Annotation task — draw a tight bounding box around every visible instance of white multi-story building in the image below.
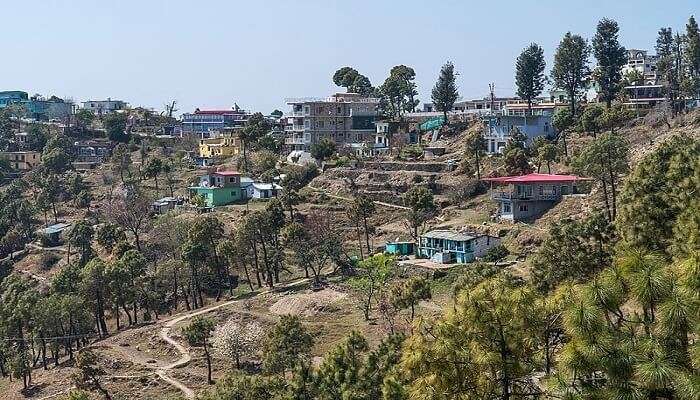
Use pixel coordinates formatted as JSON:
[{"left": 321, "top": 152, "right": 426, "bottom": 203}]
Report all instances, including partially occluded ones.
[
  {"left": 284, "top": 92, "right": 380, "bottom": 150},
  {"left": 81, "top": 98, "right": 127, "bottom": 115}
]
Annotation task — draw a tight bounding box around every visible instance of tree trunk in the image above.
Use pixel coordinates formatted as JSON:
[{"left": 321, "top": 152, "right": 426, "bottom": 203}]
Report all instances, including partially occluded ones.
[
  {"left": 204, "top": 343, "right": 213, "bottom": 385},
  {"left": 362, "top": 216, "right": 371, "bottom": 256}
]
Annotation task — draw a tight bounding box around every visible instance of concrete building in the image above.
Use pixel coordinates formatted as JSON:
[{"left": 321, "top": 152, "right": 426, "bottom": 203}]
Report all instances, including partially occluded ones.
[
  {"left": 418, "top": 230, "right": 501, "bottom": 264},
  {"left": 484, "top": 173, "right": 582, "bottom": 221},
  {"left": 284, "top": 93, "right": 379, "bottom": 150},
  {"left": 188, "top": 171, "right": 244, "bottom": 207},
  {"left": 0, "top": 151, "right": 41, "bottom": 171},
  {"left": 198, "top": 131, "right": 242, "bottom": 159},
  {"left": 0, "top": 92, "right": 74, "bottom": 120},
  {"left": 73, "top": 139, "right": 113, "bottom": 164},
  {"left": 81, "top": 98, "right": 127, "bottom": 115},
  {"left": 482, "top": 102, "right": 557, "bottom": 154},
  {"left": 240, "top": 178, "right": 282, "bottom": 199},
  {"left": 181, "top": 107, "right": 250, "bottom": 137},
  {"left": 623, "top": 49, "right": 659, "bottom": 85},
  {"left": 0, "top": 91, "right": 29, "bottom": 108}
]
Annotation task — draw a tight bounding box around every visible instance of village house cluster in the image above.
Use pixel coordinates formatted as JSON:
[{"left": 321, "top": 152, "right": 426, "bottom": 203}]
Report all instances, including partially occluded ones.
[{"left": 0, "top": 41, "right": 692, "bottom": 267}]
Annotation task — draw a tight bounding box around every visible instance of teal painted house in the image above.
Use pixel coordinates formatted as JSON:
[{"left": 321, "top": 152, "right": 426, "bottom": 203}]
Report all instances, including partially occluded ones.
[
  {"left": 189, "top": 171, "right": 244, "bottom": 207},
  {"left": 385, "top": 241, "right": 415, "bottom": 255},
  {"left": 418, "top": 230, "right": 502, "bottom": 264}
]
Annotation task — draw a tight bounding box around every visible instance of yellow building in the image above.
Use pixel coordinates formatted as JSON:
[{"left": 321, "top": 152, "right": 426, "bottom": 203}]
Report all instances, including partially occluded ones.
[
  {"left": 0, "top": 151, "right": 41, "bottom": 171},
  {"left": 198, "top": 132, "right": 242, "bottom": 158}
]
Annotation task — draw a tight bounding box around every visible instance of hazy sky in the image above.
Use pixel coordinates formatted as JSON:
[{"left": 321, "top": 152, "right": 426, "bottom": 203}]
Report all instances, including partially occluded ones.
[{"left": 1, "top": 0, "right": 696, "bottom": 115}]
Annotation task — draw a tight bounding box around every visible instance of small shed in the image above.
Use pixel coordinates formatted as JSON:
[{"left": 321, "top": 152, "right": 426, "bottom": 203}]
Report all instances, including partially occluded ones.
[
  {"left": 151, "top": 197, "right": 182, "bottom": 214},
  {"left": 385, "top": 241, "right": 415, "bottom": 256},
  {"left": 37, "top": 223, "right": 71, "bottom": 247}
]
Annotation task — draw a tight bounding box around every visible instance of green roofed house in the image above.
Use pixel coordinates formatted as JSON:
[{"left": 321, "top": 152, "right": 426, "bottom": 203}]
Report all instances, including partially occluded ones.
[{"left": 188, "top": 171, "right": 244, "bottom": 207}]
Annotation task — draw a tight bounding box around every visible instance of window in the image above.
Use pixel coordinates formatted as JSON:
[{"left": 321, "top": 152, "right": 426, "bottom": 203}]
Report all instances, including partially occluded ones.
[
  {"left": 502, "top": 202, "right": 511, "bottom": 213},
  {"left": 519, "top": 204, "right": 528, "bottom": 212}
]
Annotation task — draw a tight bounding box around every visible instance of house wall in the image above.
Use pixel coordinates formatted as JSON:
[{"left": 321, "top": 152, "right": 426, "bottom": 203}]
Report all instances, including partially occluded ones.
[
  {"left": 483, "top": 114, "right": 556, "bottom": 154},
  {"left": 472, "top": 235, "right": 502, "bottom": 258},
  {"left": 192, "top": 187, "right": 242, "bottom": 206},
  {"left": 511, "top": 200, "right": 557, "bottom": 220}
]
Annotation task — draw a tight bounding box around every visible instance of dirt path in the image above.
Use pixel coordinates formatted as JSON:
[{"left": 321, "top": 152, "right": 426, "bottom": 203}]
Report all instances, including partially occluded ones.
[
  {"left": 308, "top": 186, "right": 410, "bottom": 210},
  {"left": 105, "top": 278, "right": 309, "bottom": 399}
]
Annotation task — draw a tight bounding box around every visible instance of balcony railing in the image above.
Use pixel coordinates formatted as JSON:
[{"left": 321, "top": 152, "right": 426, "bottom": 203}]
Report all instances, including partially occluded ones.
[
  {"left": 285, "top": 137, "right": 308, "bottom": 145},
  {"left": 491, "top": 191, "right": 560, "bottom": 201}
]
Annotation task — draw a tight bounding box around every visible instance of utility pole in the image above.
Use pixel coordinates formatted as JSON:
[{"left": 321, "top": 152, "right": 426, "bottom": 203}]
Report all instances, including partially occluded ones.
[{"left": 489, "top": 83, "right": 496, "bottom": 115}]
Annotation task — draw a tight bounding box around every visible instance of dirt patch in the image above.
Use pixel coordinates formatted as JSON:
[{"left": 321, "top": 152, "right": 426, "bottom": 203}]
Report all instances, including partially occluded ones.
[{"left": 269, "top": 288, "right": 348, "bottom": 317}]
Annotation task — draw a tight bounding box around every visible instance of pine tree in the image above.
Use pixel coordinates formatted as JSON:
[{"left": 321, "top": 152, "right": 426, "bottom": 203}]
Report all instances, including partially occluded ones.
[
  {"left": 431, "top": 61, "right": 459, "bottom": 125},
  {"left": 552, "top": 32, "right": 590, "bottom": 115},
  {"left": 515, "top": 43, "right": 546, "bottom": 112},
  {"left": 592, "top": 18, "right": 627, "bottom": 107}
]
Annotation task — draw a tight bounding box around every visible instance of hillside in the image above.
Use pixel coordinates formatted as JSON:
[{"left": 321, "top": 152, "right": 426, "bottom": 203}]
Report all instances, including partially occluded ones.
[{"left": 0, "top": 110, "right": 698, "bottom": 400}]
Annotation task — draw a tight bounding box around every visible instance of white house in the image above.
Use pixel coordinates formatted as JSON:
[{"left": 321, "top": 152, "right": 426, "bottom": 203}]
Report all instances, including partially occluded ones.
[{"left": 240, "top": 177, "right": 282, "bottom": 199}]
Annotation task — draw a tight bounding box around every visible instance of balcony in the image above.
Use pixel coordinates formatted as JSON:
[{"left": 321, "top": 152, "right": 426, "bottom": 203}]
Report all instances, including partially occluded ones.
[
  {"left": 285, "top": 137, "right": 308, "bottom": 145},
  {"left": 491, "top": 191, "right": 560, "bottom": 201}
]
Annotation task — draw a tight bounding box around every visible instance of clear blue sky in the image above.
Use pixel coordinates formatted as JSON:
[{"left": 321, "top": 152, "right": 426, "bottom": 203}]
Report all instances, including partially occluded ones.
[{"left": 0, "top": 0, "right": 696, "bottom": 115}]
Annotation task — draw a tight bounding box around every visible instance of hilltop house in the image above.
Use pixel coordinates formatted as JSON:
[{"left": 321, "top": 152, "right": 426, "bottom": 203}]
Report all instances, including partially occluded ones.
[
  {"left": 482, "top": 102, "right": 557, "bottom": 154},
  {"left": 198, "top": 131, "right": 242, "bottom": 159},
  {"left": 188, "top": 171, "right": 244, "bottom": 207},
  {"left": 484, "top": 173, "right": 582, "bottom": 221},
  {"left": 418, "top": 230, "right": 501, "bottom": 264}
]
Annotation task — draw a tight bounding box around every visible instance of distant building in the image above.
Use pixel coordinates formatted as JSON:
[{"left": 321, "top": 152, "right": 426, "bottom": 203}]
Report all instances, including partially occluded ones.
[
  {"left": 0, "top": 92, "right": 74, "bottom": 120},
  {"left": 0, "top": 151, "right": 41, "bottom": 171},
  {"left": 37, "top": 222, "right": 71, "bottom": 247},
  {"left": 188, "top": 171, "right": 244, "bottom": 207},
  {"left": 151, "top": 197, "right": 183, "bottom": 215},
  {"left": 482, "top": 102, "right": 558, "bottom": 154},
  {"left": 81, "top": 98, "right": 127, "bottom": 115},
  {"left": 181, "top": 107, "right": 250, "bottom": 137},
  {"left": 418, "top": 230, "right": 501, "bottom": 264},
  {"left": 0, "top": 91, "right": 29, "bottom": 108},
  {"left": 73, "top": 139, "right": 113, "bottom": 164},
  {"left": 198, "top": 131, "right": 242, "bottom": 159},
  {"left": 623, "top": 49, "right": 659, "bottom": 85},
  {"left": 284, "top": 92, "right": 380, "bottom": 151},
  {"left": 484, "top": 173, "right": 582, "bottom": 221}
]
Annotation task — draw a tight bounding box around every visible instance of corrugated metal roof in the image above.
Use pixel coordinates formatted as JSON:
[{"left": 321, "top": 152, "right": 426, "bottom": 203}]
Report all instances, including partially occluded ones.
[
  {"left": 421, "top": 230, "right": 476, "bottom": 242},
  {"left": 483, "top": 173, "right": 581, "bottom": 183}
]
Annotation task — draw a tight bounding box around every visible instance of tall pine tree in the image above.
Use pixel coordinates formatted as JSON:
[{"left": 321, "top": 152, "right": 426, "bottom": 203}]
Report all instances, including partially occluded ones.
[
  {"left": 552, "top": 32, "right": 590, "bottom": 115},
  {"left": 515, "top": 43, "right": 546, "bottom": 112},
  {"left": 592, "top": 18, "right": 627, "bottom": 107},
  {"left": 431, "top": 61, "right": 459, "bottom": 125}
]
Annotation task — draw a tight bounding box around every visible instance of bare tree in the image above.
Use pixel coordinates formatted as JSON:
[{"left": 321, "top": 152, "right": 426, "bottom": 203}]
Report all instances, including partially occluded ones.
[{"left": 105, "top": 184, "right": 152, "bottom": 251}]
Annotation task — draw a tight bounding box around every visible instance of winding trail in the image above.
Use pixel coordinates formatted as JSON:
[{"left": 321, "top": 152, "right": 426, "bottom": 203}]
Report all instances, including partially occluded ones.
[{"left": 125, "top": 278, "right": 309, "bottom": 399}]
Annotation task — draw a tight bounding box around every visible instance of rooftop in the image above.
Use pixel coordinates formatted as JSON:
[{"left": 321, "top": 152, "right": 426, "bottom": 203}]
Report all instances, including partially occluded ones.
[
  {"left": 38, "top": 222, "right": 71, "bottom": 235},
  {"left": 212, "top": 170, "right": 241, "bottom": 176},
  {"left": 421, "top": 230, "right": 477, "bottom": 242},
  {"left": 483, "top": 173, "right": 582, "bottom": 183}
]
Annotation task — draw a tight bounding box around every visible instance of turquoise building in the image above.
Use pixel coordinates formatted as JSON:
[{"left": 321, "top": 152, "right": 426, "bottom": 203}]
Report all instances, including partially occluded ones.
[
  {"left": 0, "top": 91, "right": 29, "bottom": 108},
  {"left": 189, "top": 171, "right": 244, "bottom": 207},
  {"left": 0, "top": 91, "right": 73, "bottom": 120},
  {"left": 385, "top": 241, "right": 415, "bottom": 256}
]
